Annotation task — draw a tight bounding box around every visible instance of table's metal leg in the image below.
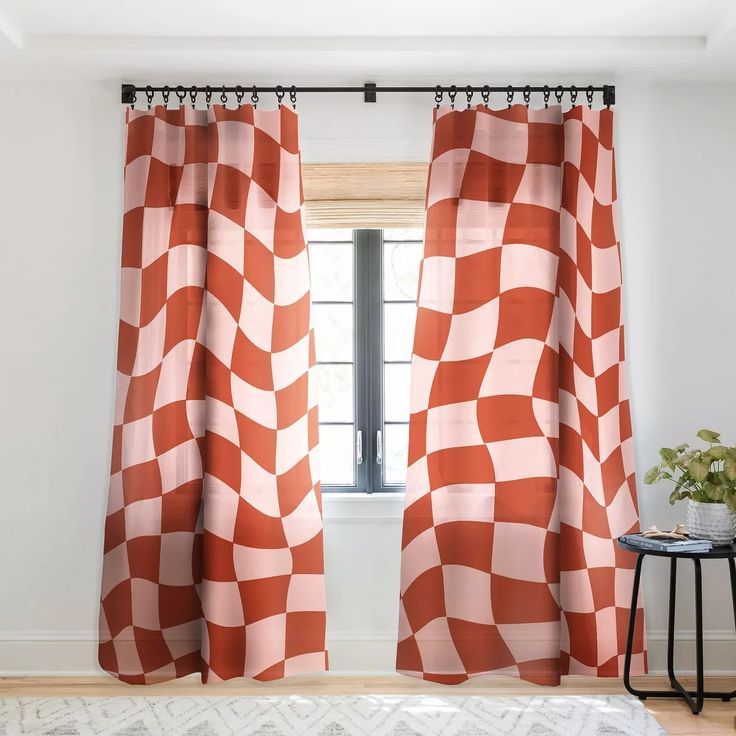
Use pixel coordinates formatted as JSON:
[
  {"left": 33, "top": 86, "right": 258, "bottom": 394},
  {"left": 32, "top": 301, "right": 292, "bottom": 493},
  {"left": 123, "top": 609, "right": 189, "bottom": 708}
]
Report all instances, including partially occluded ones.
[
  {"left": 623, "top": 554, "right": 646, "bottom": 698},
  {"left": 723, "top": 558, "right": 736, "bottom": 702},
  {"left": 666, "top": 557, "right": 677, "bottom": 689},
  {"left": 668, "top": 559, "right": 704, "bottom": 714}
]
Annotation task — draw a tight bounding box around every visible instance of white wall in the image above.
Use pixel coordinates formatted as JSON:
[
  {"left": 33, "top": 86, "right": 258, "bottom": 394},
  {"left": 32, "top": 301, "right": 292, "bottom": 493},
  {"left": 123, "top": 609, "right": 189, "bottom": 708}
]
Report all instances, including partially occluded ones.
[{"left": 1, "top": 81, "right": 735, "bottom": 676}]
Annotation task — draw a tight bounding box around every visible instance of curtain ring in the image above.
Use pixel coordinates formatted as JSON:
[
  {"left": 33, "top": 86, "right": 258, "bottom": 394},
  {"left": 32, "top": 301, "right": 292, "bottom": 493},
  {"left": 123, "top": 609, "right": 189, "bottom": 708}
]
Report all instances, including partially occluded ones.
[
  {"left": 465, "top": 85, "right": 473, "bottom": 109},
  {"left": 235, "top": 85, "right": 245, "bottom": 108},
  {"left": 129, "top": 89, "right": 137, "bottom": 110},
  {"left": 506, "top": 85, "right": 514, "bottom": 108},
  {"left": 434, "top": 85, "right": 443, "bottom": 108},
  {"left": 251, "top": 85, "right": 259, "bottom": 108},
  {"left": 220, "top": 85, "right": 228, "bottom": 106},
  {"left": 161, "top": 86, "right": 171, "bottom": 108},
  {"left": 555, "top": 85, "right": 564, "bottom": 104},
  {"left": 205, "top": 85, "right": 213, "bottom": 109},
  {"left": 542, "top": 85, "right": 550, "bottom": 109},
  {"left": 570, "top": 85, "right": 578, "bottom": 108},
  {"left": 276, "top": 85, "right": 285, "bottom": 108},
  {"left": 289, "top": 85, "right": 297, "bottom": 109},
  {"left": 481, "top": 84, "right": 490, "bottom": 108},
  {"left": 175, "top": 86, "right": 186, "bottom": 105},
  {"left": 586, "top": 85, "right": 594, "bottom": 109},
  {"left": 145, "top": 86, "right": 154, "bottom": 110},
  {"left": 523, "top": 85, "right": 531, "bottom": 108},
  {"left": 189, "top": 86, "right": 197, "bottom": 109},
  {"left": 448, "top": 85, "right": 457, "bottom": 109}
]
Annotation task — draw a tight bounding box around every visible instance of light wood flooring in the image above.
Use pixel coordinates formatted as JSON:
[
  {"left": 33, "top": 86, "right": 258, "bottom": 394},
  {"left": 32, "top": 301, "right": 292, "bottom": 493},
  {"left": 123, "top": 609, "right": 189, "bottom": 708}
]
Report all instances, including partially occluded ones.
[{"left": 1, "top": 675, "right": 734, "bottom": 735}]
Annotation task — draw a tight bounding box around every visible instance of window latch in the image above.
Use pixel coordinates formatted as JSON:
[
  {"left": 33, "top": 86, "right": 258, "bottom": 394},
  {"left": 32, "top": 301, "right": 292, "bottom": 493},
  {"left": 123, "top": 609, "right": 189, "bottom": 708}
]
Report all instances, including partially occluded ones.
[
  {"left": 376, "top": 430, "right": 383, "bottom": 465},
  {"left": 356, "top": 430, "right": 363, "bottom": 465}
]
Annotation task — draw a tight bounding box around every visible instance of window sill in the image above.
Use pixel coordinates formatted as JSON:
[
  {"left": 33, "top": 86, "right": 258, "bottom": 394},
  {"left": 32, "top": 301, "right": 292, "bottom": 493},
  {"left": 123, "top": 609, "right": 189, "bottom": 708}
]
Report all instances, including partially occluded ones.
[{"left": 322, "top": 491, "right": 405, "bottom": 522}]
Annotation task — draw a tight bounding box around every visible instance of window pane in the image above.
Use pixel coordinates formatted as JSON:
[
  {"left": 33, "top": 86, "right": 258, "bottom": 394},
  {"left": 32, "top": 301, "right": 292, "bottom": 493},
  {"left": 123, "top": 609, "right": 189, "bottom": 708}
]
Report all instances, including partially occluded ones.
[
  {"left": 384, "top": 303, "right": 416, "bottom": 362},
  {"left": 308, "top": 241, "right": 353, "bottom": 302},
  {"left": 320, "top": 424, "right": 355, "bottom": 485},
  {"left": 383, "top": 240, "right": 423, "bottom": 302},
  {"left": 384, "top": 363, "right": 411, "bottom": 423},
  {"left": 384, "top": 423, "right": 409, "bottom": 485},
  {"left": 313, "top": 303, "right": 353, "bottom": 363},
  {"left": 315, "top": 364, "right": 353, "bottom": 423}
]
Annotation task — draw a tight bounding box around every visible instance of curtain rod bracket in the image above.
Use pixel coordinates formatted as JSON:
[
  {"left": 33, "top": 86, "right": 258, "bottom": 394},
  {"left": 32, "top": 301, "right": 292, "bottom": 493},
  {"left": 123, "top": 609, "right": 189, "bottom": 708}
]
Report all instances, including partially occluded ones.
[
  {"left": 364, "top": 82, "right": 377, "bottom": 103},
  {"left": 121, "top": 84, "right": 136, "bottom": 104},
  {"left": 603, "top": 85, "right": 615, "bottom": 107}
]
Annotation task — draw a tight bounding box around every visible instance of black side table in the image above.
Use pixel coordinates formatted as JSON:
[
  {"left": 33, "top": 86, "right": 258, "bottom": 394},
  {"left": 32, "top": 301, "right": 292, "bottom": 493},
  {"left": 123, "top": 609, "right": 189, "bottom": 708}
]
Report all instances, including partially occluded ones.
[{"left": 618, "top": 538, "right": 736, "bottom": 714}]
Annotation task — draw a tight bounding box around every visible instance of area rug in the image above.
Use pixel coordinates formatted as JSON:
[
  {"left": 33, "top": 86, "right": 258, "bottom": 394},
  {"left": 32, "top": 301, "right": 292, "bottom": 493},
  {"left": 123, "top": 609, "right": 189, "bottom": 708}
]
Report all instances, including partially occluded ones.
[{"left": 0, "top": 695, "right": 666, "bottom": 735}]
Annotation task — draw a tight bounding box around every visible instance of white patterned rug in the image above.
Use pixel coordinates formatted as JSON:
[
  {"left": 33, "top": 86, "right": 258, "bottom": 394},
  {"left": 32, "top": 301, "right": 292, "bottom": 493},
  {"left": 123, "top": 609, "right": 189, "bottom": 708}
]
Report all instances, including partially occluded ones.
[{"left": 0, "top": 695, "right": 666, "bottom": 736}]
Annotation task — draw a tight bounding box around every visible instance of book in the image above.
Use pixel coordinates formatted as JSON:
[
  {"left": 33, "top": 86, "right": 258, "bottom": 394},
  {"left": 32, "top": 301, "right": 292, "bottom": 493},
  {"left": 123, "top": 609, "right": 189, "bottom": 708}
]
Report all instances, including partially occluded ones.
[{"left": 620, "top": 533, "right": 713, "bottom": 553}]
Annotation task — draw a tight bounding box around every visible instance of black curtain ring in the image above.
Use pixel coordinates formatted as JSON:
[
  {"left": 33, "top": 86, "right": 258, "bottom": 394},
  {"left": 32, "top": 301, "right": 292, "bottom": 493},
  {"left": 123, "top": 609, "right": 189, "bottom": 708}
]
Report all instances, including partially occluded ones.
[
  {"left": 235, "top": 85, "right": 245, "bottom": 108},
  {"left": 189, "top": 86, "right": 197, "bottom": 109},
  {"left": 465, "top": 85, "right": 473, "bottom": 109},
  {"left": 555, "top": 85, "right": 564, "bottom": 104},
  {"left": 175, "top": 86, "right": 186, "bottom": 105},
  {"left": 161, "top": 86, "right": 171, "bottom": 107},
  {"left": 570, "top": 85, "right": 578, "bottom": 108},
  {"left": 448, "top": 85, "right": 457, "bottom": 109},
  {"left": 145, "top": 86, "right": 154, "bottom": 110},
  {"left": 251, "top": 85, "right": 259, "bottom": 108},
  {"left": 506, "top": 85, "right": 514, "bottom": 108},
  {"left": 275, "top": 85, "right": 285, "bottom": 108},
  {"left": 543, "top": 85, "right": 550, "bottom": 109},
  {"left": 129, "top": 90, "right": 137, "bottom": 110},
  {"left": 481, "top": 84, "right": 490, "bottom": 107},
  {"left": 205, "top": 85, "right": 213, "bottom": 108},
  {"left": 523, "top": 85, "right": 531, "bottom": 108},
  {"left": 290, "top": 85, "right": 297, "bottom": 109},
  {"left": 220, "top": 85, "right": 228, "bottom": 106},
  {"left": 434, "top": 85, "right": 443, "bottom": 108},
  {"left": 586, "top": 85, "right": 594, "bottom": 109}
]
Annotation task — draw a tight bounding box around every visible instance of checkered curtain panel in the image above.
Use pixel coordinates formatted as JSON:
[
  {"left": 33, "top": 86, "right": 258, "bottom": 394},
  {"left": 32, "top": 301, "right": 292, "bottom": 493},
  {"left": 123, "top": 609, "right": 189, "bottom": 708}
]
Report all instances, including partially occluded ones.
[
  {"left": 99, "top": 105, "right": 327, "bottom": 684},
  {"left": 397, "top": 104, "right": 646, "bottom": 685}
]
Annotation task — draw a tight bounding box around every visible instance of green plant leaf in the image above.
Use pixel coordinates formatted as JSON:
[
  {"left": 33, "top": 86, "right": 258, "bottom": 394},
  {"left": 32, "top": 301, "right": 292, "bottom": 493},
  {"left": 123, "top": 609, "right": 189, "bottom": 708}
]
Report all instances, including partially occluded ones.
[
  {"left": 668, "top": 489, "right": 679, "bottom": 505},
  {"left": 726, "top": 494, "right": 736, "bottom": 512},
  {"left": 659, "top": 447, "right": 677, "bottom": 465},
  {"left": 707, "top": 445, "right": 728, "bottom": 460},
  {"left": 643, "top": 466, "right": 660, "bottom": 484},
  {"left": 673, "top": 443, "right": 689, "bottom": 453},
  {"left": 697, "top": 429, "right": 721, "bottom": 443},
  {"left": 688, "top": 458, "right": 710, "bottom": 483},
  {"left": 725, "top": 456, "right": 736, "bottom": 482},
  {"left": 704, "top": 481, "right": 725, "bottom": 501}
]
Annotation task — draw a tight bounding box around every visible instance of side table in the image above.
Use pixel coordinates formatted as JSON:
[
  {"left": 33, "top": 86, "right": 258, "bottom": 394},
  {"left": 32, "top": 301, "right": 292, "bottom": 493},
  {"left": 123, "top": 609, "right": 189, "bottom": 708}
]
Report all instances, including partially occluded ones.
[{"left": 618, "top": 538, "right": 736, "bottom": 714}]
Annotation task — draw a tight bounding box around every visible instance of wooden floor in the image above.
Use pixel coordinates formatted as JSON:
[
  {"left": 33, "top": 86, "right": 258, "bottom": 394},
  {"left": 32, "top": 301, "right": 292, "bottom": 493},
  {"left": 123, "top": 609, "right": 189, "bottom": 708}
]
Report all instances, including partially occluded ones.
[{"left": 1, "top": 675, "right": 734, "bottom": 735}]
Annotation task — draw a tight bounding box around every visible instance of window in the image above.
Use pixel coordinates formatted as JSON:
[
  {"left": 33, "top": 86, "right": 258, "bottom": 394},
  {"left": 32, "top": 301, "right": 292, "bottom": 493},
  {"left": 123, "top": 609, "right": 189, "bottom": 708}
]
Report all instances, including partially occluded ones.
[{"left": 308, "top": 228, "right": 423, "bottom": 492}]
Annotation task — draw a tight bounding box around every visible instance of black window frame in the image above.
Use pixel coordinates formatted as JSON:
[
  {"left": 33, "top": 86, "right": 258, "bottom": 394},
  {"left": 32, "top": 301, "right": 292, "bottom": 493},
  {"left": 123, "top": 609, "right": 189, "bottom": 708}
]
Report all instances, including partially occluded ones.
[{"left": 314, "top": 227, "right": 415, "bottom": 494}]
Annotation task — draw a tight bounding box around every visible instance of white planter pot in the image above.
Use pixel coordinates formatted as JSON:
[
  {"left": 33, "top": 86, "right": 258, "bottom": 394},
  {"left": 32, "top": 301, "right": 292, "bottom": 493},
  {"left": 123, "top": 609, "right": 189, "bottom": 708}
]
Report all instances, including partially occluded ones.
[{"left": 686, "top": 499, "right": 736, "bottom": 545}]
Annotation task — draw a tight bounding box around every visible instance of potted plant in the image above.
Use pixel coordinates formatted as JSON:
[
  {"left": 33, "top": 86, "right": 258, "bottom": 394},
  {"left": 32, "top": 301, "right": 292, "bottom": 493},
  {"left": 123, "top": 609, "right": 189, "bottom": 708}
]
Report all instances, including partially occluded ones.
[{"left": 644, "top": 429, "right": 736, "bottom": 545}]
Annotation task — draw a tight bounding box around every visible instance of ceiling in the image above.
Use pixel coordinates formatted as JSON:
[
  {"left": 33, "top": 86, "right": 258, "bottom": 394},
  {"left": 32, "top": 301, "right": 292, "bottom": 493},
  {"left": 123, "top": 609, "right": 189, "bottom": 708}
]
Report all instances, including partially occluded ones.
[{"left": 0, "top": 0, "right": 735, "bottom": 83}]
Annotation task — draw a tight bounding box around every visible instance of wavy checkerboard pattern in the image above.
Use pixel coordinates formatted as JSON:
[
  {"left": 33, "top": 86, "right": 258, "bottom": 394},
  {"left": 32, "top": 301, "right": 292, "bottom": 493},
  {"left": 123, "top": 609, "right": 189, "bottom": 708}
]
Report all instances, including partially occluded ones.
[
  {"left": 397, "top": 105, "right": 645, "bottom": 685},
  {"left": 99, "top": 105, "right": 327, "bottom": 684}
]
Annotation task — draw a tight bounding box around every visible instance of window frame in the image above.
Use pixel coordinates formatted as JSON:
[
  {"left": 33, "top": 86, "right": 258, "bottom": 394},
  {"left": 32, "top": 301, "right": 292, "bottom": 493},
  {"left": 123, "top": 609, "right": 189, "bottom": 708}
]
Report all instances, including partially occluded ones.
[{"left": 317, "top": 228, "right": 412, "bottom": 494}]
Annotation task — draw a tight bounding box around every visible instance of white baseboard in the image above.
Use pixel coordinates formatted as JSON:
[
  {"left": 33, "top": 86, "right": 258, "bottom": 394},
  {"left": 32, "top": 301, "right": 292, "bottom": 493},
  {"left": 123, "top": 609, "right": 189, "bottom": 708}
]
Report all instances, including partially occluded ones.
[{"left": 1, "top": 629, "right": 733, "bottom": 677}]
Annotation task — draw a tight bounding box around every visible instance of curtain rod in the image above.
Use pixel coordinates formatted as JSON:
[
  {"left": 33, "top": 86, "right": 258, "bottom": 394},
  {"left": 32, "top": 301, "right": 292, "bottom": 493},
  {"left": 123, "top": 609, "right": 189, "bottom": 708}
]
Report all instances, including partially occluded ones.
[{"left": 121, "top": 82, "right": 616, "bottom": 107}]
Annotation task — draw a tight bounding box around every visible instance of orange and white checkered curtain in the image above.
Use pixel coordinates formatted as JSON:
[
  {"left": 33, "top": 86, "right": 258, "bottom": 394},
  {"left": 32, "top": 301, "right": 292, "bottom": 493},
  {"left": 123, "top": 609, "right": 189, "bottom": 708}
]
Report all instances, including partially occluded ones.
[
  {"left": 99, "top": 105, "right": 327, "bottom": 684},
  {"left": 397, "top": 104, "right": 646, "bottom": 685}
]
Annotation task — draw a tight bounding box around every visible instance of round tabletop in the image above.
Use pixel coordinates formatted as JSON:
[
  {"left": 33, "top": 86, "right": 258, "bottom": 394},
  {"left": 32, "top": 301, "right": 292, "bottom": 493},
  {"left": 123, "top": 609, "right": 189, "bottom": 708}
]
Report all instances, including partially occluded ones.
[{"left": 617, "top": 537, "right": 736, "bottom": 559}]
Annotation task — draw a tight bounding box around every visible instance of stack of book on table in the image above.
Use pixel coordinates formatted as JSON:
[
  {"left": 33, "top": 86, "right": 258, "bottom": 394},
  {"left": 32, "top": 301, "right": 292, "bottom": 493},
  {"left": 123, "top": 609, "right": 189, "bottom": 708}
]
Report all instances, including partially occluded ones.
[{"left": 620, "top": 533, "right": 713, "bottom": 553}]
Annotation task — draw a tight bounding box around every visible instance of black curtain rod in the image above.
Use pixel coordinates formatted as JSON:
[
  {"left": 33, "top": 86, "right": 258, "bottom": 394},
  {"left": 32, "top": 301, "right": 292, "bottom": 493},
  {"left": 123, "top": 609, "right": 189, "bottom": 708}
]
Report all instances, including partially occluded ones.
[{"left": 121, "top": 82, "right": 615, "bottom": 107}]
